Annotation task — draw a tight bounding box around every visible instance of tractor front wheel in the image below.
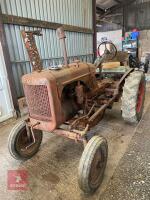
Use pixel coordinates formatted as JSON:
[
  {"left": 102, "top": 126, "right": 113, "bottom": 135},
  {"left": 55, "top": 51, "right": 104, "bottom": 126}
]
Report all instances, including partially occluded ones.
[
  {"left": 78, "top": 135, "right": 108, "bottom": 193},
  {"left": 8, "top": 120, "right": 43, "bottom": 160}
]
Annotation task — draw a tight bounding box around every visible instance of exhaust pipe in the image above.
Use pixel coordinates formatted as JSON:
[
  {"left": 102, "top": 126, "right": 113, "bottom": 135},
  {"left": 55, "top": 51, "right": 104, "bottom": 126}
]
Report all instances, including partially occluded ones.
[{"left": 57, "top": 27, "right": 68, "bottom": 66}]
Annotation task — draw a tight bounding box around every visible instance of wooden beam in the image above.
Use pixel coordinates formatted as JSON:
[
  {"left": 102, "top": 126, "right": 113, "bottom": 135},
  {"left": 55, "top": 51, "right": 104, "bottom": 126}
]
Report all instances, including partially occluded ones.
[
  {"left": 2, "top": 14, "right": 93, "bottom": 34},
  {"left": 122, "top": 6, "right": 126, "bottom": 37},
  {"left": 0, "top": 8, "right": 20, "bottom": 116},
  {"left": 93, "top": 0, "right": 97, "bottom": 61}
]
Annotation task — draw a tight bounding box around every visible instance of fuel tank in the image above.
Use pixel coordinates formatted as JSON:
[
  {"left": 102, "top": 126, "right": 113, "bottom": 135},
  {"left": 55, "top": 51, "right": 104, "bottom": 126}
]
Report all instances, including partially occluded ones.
[{"left": 22, "top": 62, "right": 96, "bottom": 132}]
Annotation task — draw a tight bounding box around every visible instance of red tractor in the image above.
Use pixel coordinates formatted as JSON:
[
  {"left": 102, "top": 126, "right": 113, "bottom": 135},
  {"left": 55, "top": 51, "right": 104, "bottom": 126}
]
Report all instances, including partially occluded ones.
[{"left": 8, "top": 27, "right": 145, "bottom": 193}]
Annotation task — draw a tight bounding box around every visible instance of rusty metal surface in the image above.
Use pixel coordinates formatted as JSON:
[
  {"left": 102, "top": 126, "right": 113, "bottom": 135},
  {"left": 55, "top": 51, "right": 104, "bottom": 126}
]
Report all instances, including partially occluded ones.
[
  {"left": 21, "top": 29, "right": 135, "bottom": 143},
  {"left": 22, "top": 61, "right": 95, "bottom": 132},
  {"left": 22, "top": 61, "right": 96, "bottom": 95},
  {"left": 52, "top": 129, "right": 83, "bottom": 142},
  {"left": 22, "top": 65, "right": 131, "bottom": 135},
  {"left": 2, "top": 14, "right": 93, "bottom": 34},
  {"left": 24, "top": 85, "right": 51, "bottom": 121},
  {"left": 57, "top": 27, "right": 68, "bottom": 66},
  {"left": 21, "top": 30, "right": 43, "bottom": 72},
  {"left": 22, "top": 72, "right": 62, "bottom": 132},
  {"left": 75, "top": 82, "right": 84, "bottom": 105}
]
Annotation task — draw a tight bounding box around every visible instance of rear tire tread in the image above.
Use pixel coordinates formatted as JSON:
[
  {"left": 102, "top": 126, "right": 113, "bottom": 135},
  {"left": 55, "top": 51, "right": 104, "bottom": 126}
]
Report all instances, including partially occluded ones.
[{"left": 121, "top": 71, "right": 145, "bottom": 123}]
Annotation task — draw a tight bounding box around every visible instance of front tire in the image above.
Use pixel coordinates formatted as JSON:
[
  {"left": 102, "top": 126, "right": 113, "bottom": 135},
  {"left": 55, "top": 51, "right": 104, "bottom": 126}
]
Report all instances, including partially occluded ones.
[
  {"left": 8, "top": 120, "right": 43, "bottom": 160},
  {"left": 121, "top": 70, "right": 146, "bottom": 123},
  {"left": 78, "top": 136, "right": 108, "bottom": 194}
]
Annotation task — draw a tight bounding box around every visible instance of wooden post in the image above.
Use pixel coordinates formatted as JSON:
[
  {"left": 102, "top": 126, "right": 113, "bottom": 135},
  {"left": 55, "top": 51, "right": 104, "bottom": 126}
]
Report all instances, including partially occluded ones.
[{"left": 92, "top": 0, "right": 97, "bottom": 61}]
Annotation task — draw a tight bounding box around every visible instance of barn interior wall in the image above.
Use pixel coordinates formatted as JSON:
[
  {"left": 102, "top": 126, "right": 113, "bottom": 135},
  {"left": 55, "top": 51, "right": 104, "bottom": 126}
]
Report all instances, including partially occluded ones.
[
  {"left": 0, "top": 0, "right": 93, "bottom": 98},
  {"left": 138, "top": 30, "right": 150, "bottom": 58},
  {"left": 97, "top": 29, "right": 122, "bottom": 50}
]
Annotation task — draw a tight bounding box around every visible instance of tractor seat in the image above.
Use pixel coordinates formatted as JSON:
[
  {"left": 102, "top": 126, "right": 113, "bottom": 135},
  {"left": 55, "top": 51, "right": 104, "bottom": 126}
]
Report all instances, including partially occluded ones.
[
  {"left": 102, "top": 61, "right": 128, "bottom": 73},
  {"left": 102, "top": 61, "right": 120, "bottom": 69}
]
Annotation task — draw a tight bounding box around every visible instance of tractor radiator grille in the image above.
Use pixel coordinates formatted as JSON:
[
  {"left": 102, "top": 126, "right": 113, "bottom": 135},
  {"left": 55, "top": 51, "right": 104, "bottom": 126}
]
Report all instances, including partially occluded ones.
[{"left": 24, "top": 85, "right": 51, "bottom": 121}]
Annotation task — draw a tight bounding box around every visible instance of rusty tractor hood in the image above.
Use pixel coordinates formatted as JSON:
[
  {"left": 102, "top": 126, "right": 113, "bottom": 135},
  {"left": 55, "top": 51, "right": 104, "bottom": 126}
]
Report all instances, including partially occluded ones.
[
  {"left": 22, "top": 62, "right": 96, "bottom": 93},
  {"left": 22, "top": 62, "right": 96, "bottom": 132}
]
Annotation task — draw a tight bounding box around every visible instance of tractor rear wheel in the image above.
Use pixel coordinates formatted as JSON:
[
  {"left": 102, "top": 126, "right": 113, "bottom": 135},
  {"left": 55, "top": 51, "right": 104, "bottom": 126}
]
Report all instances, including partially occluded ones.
[
  {"left": 8, "top": 120, "right": 43, "bottom": 160},
  {"left": 121, "top": 70, "right": 146, "bottom": 123},
  {"left": 78, "top": 136, "right": 108, "bottom": 193}
]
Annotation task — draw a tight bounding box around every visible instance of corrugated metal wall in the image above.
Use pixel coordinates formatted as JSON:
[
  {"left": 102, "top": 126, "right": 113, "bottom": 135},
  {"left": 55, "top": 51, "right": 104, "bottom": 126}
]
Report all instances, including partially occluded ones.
[
  {"left": 97, "top": 30, "right": 122, "bottom": 50},
  {"left": 124, "top": 0, "right": 150, "bottom": 31},
  {"left": 0, "top": 0, "right": 93, "bottom": 97}
]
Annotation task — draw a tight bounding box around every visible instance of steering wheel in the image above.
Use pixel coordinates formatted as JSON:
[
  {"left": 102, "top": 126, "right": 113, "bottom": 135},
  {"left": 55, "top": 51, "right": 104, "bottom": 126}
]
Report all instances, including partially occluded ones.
[{"left": 97, "top": 41, "right": 117, "bottom": 61}]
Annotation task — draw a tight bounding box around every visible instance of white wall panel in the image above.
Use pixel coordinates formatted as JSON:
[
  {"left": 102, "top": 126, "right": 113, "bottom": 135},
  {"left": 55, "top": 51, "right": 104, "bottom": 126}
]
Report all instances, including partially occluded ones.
[{"left": 0, "top": 42, "right": 14, "bottom": 122}]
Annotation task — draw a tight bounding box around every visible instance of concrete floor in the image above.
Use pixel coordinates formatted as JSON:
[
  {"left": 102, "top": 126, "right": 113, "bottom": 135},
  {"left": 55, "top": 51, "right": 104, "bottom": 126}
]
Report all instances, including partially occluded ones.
[
  {"left": 0, "top": 88, "right": 150, "bottom": 200},
  {"left": 100, "top": 103, "right": 150, "bottom": 200}
]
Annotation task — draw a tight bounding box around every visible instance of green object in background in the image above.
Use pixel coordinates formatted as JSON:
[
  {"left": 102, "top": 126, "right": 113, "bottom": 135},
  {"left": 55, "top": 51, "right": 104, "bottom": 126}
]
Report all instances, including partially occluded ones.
[
  {"left": 125, "top": 33, "right": 131, "bottom": 42},
  {"left": 102, "top": 66, "right": 128, "bottom": 73}
]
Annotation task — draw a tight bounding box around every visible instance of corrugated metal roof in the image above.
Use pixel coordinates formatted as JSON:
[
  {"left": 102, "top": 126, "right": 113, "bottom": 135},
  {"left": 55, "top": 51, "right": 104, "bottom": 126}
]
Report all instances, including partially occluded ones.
[
  {"left": 96, "top": 0, "right": 117, "bottom": 9},
  {"left": 96, "top": 0, "right": 134, "bottom": 10}
]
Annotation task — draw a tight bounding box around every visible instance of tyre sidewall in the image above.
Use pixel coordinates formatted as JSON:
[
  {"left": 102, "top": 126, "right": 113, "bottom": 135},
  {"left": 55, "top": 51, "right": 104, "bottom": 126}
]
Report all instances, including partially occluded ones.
[
  {"left": 136, "top": 75, "right": 146, "bottom": 121},
  {"left": 78, "top": 136, "right": 108, "bottom": 193},
  {"left": 122, "top": 71, "right": 146, "bottom": 123}
]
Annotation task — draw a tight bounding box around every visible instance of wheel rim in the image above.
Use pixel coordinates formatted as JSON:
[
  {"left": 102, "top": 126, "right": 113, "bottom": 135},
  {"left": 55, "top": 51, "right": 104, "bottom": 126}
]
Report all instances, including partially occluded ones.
[
  {"left": 15, "top": 126, "right": 41, "bottom": 157},
  {"left": 136, "top": 82, "right": 145, "bottom": 114},
  {"left": 89, "top": 147, "right": 105, "bottom": 186}
]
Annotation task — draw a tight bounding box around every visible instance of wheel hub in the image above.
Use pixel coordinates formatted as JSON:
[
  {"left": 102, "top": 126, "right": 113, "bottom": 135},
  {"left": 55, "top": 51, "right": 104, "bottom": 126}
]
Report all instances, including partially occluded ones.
[
  {"left": 16, "top": 126, "right": 41, "bottom": 155},
  {"left": 89, "top": 148, "right": 104, "bottom": 185}
]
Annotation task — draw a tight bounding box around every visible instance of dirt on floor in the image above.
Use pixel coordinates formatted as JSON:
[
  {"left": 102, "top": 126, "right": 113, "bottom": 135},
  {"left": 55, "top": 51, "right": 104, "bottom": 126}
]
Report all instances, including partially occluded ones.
[
  {"left": 100, "top": 103, "right": 150, "bottom": 200},
  {"left": 0, "top": 88, "right": 150, "bottom": 200}
]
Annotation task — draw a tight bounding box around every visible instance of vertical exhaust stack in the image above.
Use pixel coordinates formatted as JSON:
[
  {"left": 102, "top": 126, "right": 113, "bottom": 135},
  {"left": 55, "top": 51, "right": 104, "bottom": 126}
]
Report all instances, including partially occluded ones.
[
  {"left": 21, "top": 30, "right": 43, "bottom": 72},
  {"left": 57, "top": 27, "right": 68, "bottom": 66}
]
